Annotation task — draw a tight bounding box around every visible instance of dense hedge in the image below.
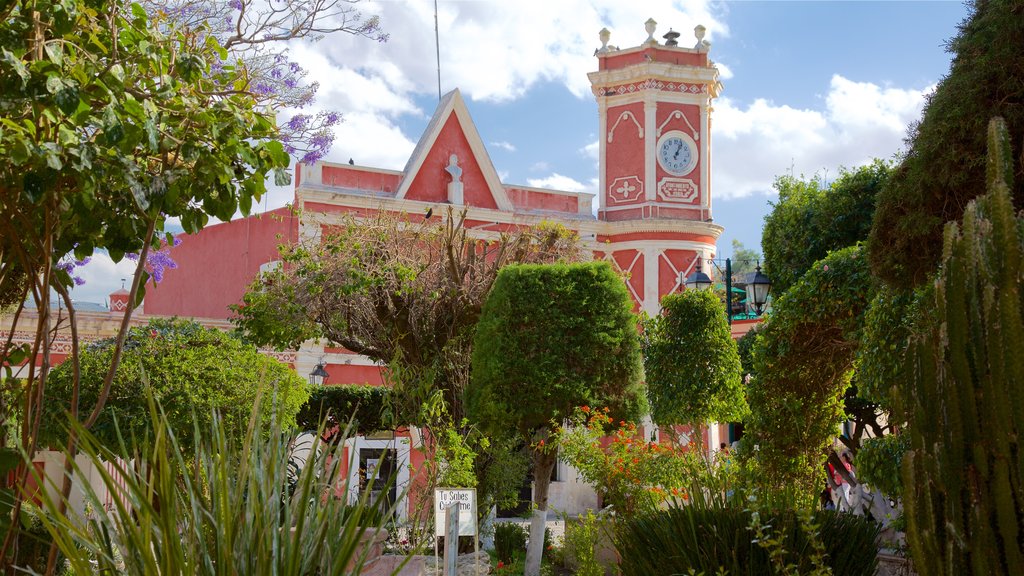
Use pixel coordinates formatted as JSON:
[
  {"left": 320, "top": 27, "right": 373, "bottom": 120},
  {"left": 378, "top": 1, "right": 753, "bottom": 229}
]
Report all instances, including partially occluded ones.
[
  {"left": 868, "top": 0, "right": 1024, "bottom": 288},
  {"left": 617, "top": 507, "right": 880, "bottom": 576},
  {"left": 294, "top": 384, "right": 391, "bottom": 433},
  {"left": 42, "top": 319, "right": 309, "bottom": 453}
]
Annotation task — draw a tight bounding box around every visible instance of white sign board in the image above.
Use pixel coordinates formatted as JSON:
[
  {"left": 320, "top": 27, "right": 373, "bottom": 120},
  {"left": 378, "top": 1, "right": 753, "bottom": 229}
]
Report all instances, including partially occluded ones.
[{"left": 434, "top": 488, "right": 476, "bottom": 537}]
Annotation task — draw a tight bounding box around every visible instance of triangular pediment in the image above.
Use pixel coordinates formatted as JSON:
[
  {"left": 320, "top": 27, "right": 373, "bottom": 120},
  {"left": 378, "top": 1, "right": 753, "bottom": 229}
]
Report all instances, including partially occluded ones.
[{"left": 396, "top": 89, "right": 513, "bottom": 211}]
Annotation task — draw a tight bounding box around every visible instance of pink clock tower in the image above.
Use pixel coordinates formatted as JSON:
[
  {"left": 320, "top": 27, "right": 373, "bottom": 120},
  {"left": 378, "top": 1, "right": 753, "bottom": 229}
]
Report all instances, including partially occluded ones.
[{"left": 589, "top": 20, "right": 724, "bottom": 315}]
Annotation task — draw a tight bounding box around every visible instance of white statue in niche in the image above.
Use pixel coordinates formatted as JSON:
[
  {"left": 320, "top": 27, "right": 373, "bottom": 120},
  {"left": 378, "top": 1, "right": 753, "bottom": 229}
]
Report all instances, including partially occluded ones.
[
  {"left": 445, "top": 154, "right": 462, "bottom": 183},
  {"left": 446, "top": 154, "right": 464, "bottom": 205}
]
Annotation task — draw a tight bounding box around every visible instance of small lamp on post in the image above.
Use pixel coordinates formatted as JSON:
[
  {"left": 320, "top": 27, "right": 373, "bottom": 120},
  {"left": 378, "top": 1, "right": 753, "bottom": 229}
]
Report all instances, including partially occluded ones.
[
  {"left": 744, "top": 265, "right": 772, "bottom": 316},
  {"left": 309, "top": 362, "right": 329, "bottom": 386},
  {"left": 683, "top": 263, "right": 713, "bottom": 292}
]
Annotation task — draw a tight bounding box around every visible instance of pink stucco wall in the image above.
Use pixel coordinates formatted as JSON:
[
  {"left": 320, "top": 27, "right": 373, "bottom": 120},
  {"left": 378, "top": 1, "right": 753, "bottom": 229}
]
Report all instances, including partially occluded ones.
[{"left": 145, "top": 207, "right": 297, "bottom": 319}]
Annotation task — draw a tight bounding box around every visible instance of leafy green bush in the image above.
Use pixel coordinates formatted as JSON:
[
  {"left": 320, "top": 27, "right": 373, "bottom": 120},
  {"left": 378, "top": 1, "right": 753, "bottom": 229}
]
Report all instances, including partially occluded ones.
[
  {"left": 31, "top": 395, "right": 400, "bottom": 576},
  {"left": 494, "top": 522, "right": 528, "bottom": 564},
  {"left": 295, "top": 384, "right": 390, "bottom": 433},
  {"left": 563, "top": 510, "right": 606, "bottom": 576},
  {"left": 616, "top": 506, "right": 880, "bottom": 576},
  {"left": 856, "top": 433, "right": 909, "bottom": 498},
  {"left": 41, "top": 318, "right": 309, "bottom": 454}
]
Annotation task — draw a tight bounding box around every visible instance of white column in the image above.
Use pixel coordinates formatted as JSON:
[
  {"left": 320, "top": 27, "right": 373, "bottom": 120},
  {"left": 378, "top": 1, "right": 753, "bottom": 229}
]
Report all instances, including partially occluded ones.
[{"left": 644, "top": 95, "right": 657, "bottom": 202}]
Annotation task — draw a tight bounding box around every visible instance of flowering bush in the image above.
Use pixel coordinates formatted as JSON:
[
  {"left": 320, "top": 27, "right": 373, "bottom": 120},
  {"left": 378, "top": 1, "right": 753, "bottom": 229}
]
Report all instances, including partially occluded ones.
[{"left": 558, "top": 407, "right": 705, "bottom": 515}]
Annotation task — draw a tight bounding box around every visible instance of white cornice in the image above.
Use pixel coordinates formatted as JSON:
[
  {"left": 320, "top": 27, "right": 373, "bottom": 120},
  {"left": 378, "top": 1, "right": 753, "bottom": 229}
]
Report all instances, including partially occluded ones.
[
  {"left": 297, "top": 188, "right": 723, "bottom": 240},
  {"left": 588, "top": 63, "right": 719, "bottom": 88},
  {"left": 319, "top": 162, "right": 402, "bottom": 176}
]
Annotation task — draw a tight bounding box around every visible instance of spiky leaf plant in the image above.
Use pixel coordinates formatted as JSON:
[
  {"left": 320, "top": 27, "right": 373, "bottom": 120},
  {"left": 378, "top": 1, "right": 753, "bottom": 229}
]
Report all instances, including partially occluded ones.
[{"left": 28, "top": 395, "right": 406, "bottom": 575}]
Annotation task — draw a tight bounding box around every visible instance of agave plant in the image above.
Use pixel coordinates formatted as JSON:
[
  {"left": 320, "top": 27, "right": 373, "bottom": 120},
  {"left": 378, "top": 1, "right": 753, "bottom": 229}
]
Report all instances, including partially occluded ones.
[{"left": 28, "top": 395, "right": 407, "bottom": 575}]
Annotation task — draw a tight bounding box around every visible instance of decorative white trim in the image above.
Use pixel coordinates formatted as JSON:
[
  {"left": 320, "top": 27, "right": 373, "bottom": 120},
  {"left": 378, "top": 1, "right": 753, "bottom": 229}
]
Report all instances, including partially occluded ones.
[
  {"left": 657, "top": 110, "right": 699, "bottom": 140},
  {"left": 644, "top": 94, "right": 657, "bottom": 202},
  {"left": 297, "top": 187, "right": 724, "bottom": 239},
  {"left": 346, "top": 436, "right": 411, "bottom": 522},
  {"left": 588, "top": 62, "right": 719, "bottom": 89},
  {"left": 607, "top": 110, "right": 643, "bottom": 143},
  {"left": 608, "top": 176, "right": 643, "bottom": 204},
  {"left": 643, "top": 247, "right": 659, "bottom": 315},
  {"left": 657, "top": 177, "right": 699, "bottom": 203}
]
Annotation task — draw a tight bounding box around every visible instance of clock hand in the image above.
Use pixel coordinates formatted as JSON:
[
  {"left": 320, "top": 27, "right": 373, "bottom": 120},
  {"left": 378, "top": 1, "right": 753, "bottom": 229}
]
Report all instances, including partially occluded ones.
[{"left": 674, "top": 141, "right": 682, "bottom": 160}]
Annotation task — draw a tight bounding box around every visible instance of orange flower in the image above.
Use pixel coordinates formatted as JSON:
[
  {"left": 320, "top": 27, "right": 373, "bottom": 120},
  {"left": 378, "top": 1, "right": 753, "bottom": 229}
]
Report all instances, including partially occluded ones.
[
  {"left": 581, "top": 406, "right": 591, "bottom": 413},
  {"left": 538, "top": 439, "right": 545, "bottom": 447}
]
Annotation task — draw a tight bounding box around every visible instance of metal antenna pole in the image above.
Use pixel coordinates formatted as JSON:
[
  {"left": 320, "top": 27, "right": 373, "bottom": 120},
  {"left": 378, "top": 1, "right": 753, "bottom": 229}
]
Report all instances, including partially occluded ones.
[{"left": 434, "top": 0, "right": 441, "bottom": 101}]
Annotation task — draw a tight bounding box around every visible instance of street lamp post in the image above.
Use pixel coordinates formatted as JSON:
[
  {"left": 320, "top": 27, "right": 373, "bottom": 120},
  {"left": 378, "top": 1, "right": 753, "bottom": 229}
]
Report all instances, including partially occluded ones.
[{"left": 684, "top": 258, "right": 772, "bottom": 324}]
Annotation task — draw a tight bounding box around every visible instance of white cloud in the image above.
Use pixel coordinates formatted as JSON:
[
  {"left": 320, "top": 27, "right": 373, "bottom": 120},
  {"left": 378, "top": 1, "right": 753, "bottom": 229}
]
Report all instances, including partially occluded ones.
[
  {"left": 310, "top": 1, "right": 727, "bottom": 102},
  {"left": 527, "top": 173, "right": 588, "bottom": 192},
  {"left": 530, "top": 161, "right": 551, "bottom": 172},
  {"left": 712, "top": 74, "right": 930, "bottom": 199},
  {"left": 491, "top": 140, "right": 517, "bottom": 152},
  {"left": 581, "top": 140, "right": 599, "bottom": 162}
]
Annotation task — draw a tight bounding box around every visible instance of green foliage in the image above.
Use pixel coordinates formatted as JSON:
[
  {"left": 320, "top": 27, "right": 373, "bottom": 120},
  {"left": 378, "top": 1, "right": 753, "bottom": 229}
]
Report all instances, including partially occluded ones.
[
  {"left": 0, "top": 0, "right": 287, "bottom": 281},
  {"left": 295, "top": 384, "right": 390, "bottom": 434},
  {"left": 475, "top": 433, "right": 530, "bottom": 514},
  {"left": 763, "top": 161, "right": 890, "bottom": 294},
  {"left": 616, "top": 506, "right": 880, "bottom": 576},
  {"left": 30, "top": 395, "right": 399, "bottom": 576},
  {"left": 747, "top": 246, "right": 874, "bottom": 495},
  {"left": 868, "top": 0, "right": 1024, "bottom": 288},
  {"left": 234, "top": 209, "right": 582, "bottom": 426},
  {"left": 736, "top": 324, "right": 761, "bottom": 379},
  {"left": 558, "top": 407, "right": 711, "bottom": 515},
  {"left": 436, "top": 419, "right": 485, "bottom": 488},
  {"left": 856, "top": 286, "right": 926, "bottom": 407},
  {"left": 562, "top": 510, "right": 606, "bottom": 576},
  {"left": 643, "top": 289, "right": 746, "bottom": 425},
  {"left": 856, "top": 433, "right": 909, "bottom": 498},
  {"left": 901, "top": 118, "right": 1024, "bottom": 575},
  {"left": 494, "top": 523, "right": 528, "bottom": 564},
  {"left": 10, "top": 504, "right": 60, "bottom": 573},
  {"left": 468, "top": 261, "right": 647, "bottom": 437},
  {"left": 730, "top": 239, "right": 762, "bottom": 278},
  {"left": 40, "top": 318, "right": 309, "bottom": 453}
]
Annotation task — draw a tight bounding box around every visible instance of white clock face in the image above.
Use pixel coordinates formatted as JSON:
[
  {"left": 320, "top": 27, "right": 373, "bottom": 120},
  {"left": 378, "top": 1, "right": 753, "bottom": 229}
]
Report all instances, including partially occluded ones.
[{"left": 657, "top": 133, "right": 697, "bottom": 176}]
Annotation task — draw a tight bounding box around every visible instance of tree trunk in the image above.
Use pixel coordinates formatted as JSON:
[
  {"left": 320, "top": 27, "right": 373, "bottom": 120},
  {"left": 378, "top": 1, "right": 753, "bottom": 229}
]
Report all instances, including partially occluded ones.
[{"left": 524, "top": 448, "right": 556, "bottom": 576}]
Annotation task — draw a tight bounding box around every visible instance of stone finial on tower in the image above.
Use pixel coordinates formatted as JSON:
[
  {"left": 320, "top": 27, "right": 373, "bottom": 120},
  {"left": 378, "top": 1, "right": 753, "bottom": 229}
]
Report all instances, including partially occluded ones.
[
  {"left": 694, "top": 24, "right": 711, "bottom": 52},
  {"left": 644, "top": 18, "right": 657, "bottom": 44},
  {"left": 598, "top": 28, "right": 611, "bottom": 53},
  {"left": 663, "top": 28, "right": 681, "bottom": 47}
]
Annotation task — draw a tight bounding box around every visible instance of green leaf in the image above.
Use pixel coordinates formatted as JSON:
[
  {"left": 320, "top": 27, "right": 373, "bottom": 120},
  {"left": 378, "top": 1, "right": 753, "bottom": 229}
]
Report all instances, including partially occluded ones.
[
  {"left": 2, "top": 50, "right": 29, "bottom": 85},
  {"left": 122, "top": 96, "right": 144, "bottom": 120},
  {"left": 44, "top": 42, "right": 63, "bottom": 65},
  {"left": 45, "top": 74, "right": 64, "bottom": 94},
  {"left": 274, "top": 167, "right": 292, "bottom": 187},
  {"left": 55, "top": 86, "right": 80, "bottom": 115},
  {"left": 109, "top": 63, "right": 125, "bottom": 83}
]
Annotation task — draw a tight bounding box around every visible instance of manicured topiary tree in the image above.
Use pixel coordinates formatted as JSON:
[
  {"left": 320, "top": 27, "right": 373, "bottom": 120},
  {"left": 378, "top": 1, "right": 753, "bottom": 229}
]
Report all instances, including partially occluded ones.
[
  {"left": 747, "top": 246, "right": 873, "bottom": 499},
  {"left": 41, "top": 318, "right": 309, "bottom": 454},
  {"left": 643, "top": 289, "right": 745, "bottom": 427},
  {"left": 468, "top": 261, "right": 646, "bottom": 576}
]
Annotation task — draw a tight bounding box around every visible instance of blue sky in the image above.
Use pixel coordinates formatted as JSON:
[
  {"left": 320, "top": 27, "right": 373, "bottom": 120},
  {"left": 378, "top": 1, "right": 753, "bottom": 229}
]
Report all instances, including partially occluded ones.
[{"left": 73, "top": 0, "right": 971, "bottom": 303}]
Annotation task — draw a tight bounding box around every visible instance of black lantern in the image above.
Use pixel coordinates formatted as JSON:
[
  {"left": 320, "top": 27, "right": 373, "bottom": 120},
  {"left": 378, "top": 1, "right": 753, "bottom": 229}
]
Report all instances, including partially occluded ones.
[
  {"left": 309, "top": 362, "right": 329, "bottom": 386},
  {"left": 684, "top": 264, "right": 713, "bottom": 291},
  {"left": 744, "top": 265, "right": 772, "bottom": 315}
]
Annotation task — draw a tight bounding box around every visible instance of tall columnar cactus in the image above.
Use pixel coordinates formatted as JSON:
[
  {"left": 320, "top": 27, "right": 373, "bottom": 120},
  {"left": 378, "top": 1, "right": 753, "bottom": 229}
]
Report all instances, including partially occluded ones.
[{"left": 901, "top": 117, "right": 1024, "bottom": 575}]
